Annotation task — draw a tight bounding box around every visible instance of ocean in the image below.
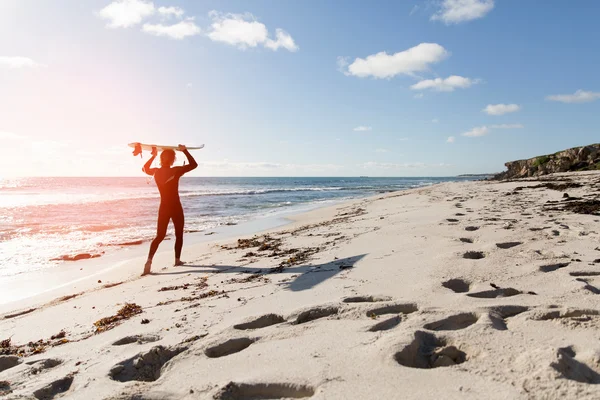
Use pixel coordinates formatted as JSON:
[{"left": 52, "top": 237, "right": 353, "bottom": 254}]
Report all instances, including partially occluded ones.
[{"left": 0, "top": 176, "right": 470, "bottom": 277}]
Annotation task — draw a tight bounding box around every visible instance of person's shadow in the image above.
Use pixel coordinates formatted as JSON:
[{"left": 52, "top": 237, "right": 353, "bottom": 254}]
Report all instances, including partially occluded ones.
[{"left": 155, "top": 254, "right": 367, "bottom": 292}]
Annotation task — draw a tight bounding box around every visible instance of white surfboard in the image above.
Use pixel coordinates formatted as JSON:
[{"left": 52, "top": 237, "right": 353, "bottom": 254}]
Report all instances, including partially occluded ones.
[{"left": 128, "top": 142, "right": 204, "bottom": 157}]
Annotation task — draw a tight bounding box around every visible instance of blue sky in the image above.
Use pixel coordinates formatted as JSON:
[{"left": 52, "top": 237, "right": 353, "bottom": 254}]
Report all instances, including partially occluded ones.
[{"left": 1, "top": 0, "right": 599, "bottom": 177}]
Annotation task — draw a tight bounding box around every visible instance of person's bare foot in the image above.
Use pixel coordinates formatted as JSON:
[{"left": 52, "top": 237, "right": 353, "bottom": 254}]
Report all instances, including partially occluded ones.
[
  {"left": 174, "top": 259, "right": 185, "bottom": 266},
  {"left": 142, "top": 260, "right": 152, "bottom": 276}
]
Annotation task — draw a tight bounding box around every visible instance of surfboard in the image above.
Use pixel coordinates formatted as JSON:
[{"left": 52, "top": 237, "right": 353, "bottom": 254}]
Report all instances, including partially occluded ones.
[{"left": 128, "top": 143, "right": 204, "bottom": 157}]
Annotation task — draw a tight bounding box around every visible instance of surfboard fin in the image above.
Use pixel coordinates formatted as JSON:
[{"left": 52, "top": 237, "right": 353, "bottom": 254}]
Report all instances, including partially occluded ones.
[{"left": 132, "top": 143, "right": 142, "bottom": 157}]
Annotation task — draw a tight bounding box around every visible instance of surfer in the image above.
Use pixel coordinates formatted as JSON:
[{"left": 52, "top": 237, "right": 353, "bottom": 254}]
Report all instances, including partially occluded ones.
[{"left": 141, "top": 144, "right": 198, "bottom": 276}]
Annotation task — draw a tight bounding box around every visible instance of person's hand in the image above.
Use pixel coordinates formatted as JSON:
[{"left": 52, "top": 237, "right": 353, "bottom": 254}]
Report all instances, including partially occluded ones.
[
  {"left": 177, "top": 144, "right": 187, "bottom": 151},
  {"left": 151, "top": 146, "right": 158, "bottom": 156}
]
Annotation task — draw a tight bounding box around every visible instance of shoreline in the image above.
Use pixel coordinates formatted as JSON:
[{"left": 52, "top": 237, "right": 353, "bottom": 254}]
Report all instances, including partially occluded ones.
[
  {"left": 2, "top": 172, "right": 600, "bottom": 399},
  {"left": 0, "top": 192, "right": 378, "bottom": 313}
]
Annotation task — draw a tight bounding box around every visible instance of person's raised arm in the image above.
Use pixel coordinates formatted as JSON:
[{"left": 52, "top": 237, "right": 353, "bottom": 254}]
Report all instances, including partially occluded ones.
[
  {"left": 178, "top": 144, "right": 198, "bottom": 174},
  {"left": 142, "top": 147, "right": 158, "bottom": 176}
]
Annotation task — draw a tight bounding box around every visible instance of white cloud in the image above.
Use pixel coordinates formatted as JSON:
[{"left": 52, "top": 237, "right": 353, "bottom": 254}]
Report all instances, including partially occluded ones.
[
  {"left": 207, "top": 12, "right": 297, "bottom": 52},
  {"left": 489, "top": 124, "right": 523, "bottom": 129},
  {"left": 353, "top": 126, "right": 372, "bottom": 132},
  {"left": 374, "top": 148, "right": 389, "bottom": 153},
  {"left": 411, "top": 75, "right": 479, "bottom": 92},
  {"left": 0, "top": 57, "right": 45, "bottom": 68},
  {"left": 432, "top": 118, "right": 439, "bottom": 123},
  {"left": 264, "top": 29, "right": 298, "bottom": 52},
  {"left": 158, "top": 6, "right": 184, "bottom": 18},
  {"left": 546, "top": 89, "right": 600, "bottom": 104},
  {"left": 143, "top": 19, "right": 201, "bottom": 39},
  {"left": 447, "top": 136, "right": 455, "bottom": 143},
  {"left": 186, "top": 82, "right": 193, "bottom": 88},
  {"left": 361, "top": 161, "right": 451, "bottom": 169},
  {"left": 461, "top": 126, "right": 489, "bottom": 137},
  {"left": 337, "top": 56, "right": 350, "bottom": 75},
  {"left": 409, "top": 5, "right": 419, "bottom": 15},
  {"left": 342, "top": 43, "right": 449, "bottom": 79},
  {"left": 431, "top": 0, "right": 494, "bottom": 24},
  {"left": 414, "top": 93, "right": 424, "bottom": 99},
  {"left": 99, "top": 0, "right": 155, "bottom": 28},
  {"left": 483, "top": 103, "right": 520, "bottom": 115}
]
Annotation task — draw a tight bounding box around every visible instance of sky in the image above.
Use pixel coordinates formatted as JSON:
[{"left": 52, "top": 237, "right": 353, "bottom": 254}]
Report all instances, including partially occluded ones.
[{"left": 1, "top": 0, "right": 599, "bottom": 177}]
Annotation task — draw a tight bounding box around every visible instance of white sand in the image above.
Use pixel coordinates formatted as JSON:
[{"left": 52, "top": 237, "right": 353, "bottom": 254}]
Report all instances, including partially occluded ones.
[{"left": 2, "top": 172, "right": 600, "bottom": 399}]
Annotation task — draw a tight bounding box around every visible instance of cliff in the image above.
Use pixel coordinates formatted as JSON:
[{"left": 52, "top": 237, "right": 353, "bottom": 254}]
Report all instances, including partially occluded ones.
[{"left": 493, "top": 143, "right": 600, "bottom": 180}]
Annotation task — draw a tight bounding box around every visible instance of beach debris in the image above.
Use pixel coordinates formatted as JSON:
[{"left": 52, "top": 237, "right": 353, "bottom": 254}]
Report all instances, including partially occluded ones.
[
  {"left": 103, "top": 281, "right": 123, "bottom": 289},
  {"left": 141, "top": 319, "right": 150, "bottom": 324},
  {"left": 226, "top": 274, "right": 270, "bottom": 285},
  {"left": 51, "top": 253, "right": 101, "bottom": 262},
  {"left": 156, "top": 290, "right": 226, "bottom": 306},
  {"left": 94, "top": 303, "right": 143, "bottom": 333},
  {"left": 1, "top": 331, "right": 70, "bottom": 357},
  {"left": 159, "top": 283, "right": 191, "bottom": 292},
  {"left": 159, "top": 277, "right": 208, "bottom": 293},
  {"left": 0, "top": 380, "right": 10, "bottom": 396},
  {"left": 106, "top": 240, "right": 144, "bottom": 246},
  {"left": 271, "top": 247, "right": 321, "bottom": 273},
  {"left": 3, "top": 308, "right": 36, "bottom": 319},
  {"left": 50, "top": 330, "right": 66, "bottom": 340}
]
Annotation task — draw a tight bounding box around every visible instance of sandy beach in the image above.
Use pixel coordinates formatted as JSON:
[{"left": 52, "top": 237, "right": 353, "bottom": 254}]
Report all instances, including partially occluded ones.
[{"left": 2, "top": 172, "right": 600, "bottom": 399}]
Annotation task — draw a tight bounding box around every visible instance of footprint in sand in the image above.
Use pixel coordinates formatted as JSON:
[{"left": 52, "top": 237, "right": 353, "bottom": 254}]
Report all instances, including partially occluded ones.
[
  {"left": 394, "top": 331, "right": 467, "bottom": 369},
  {"left": 459, "top": 238, "right": 474, "bottom": 243},
  {"left": 496, "top": 242, "right": 523, "bottom": 249},
  {"left": 32, "top": 374, "right": 74, "bottom": 400},
  {"left": 446, "top": 218, "right": 459, "bottom": 223},
  {"left": 466, "top": 287, "right": 523, "bottom": 298},
  {"left": 368, "top": 316, "right": 403, "bottom": 332},
  {"left": 531, "top": 308, "right": 600, "bottom": 322},
  {"left": 0, "top": 356, "right": 22, "bottom": 373},
  {"left": 423, "top": 313, "right": 478, "bottom": 331},
  {"left": 112, "top": 334, "right": 162, "bottom": 346},
  {"left": 26, "top": 358, "right": 63, "bottom": 375},
  {"left": 539, "top": 262, "right": 570, "bottom": 273},
  {"left": 442, "top": 278, "right": 471, "bottom": 293},
  {"left": 293, "top": 306, "right": 339, "bottom": 325},
  {"left": 342, "top": 295, "right": 393, "bottom": 303},
  {"left": 569, "top": 271, "right": 600, "bottom": 277},
  {"left": 204, "top": 338, "right": 256, "bottom": 358},
  {"left": 463, "top": 251, "right": 486, "bottom": 260},
  {"left": 575, "top": 278, "right": 600, "bottom": 294},
  {"left": 109, "top": 345, "right": 188, "bottom": 382},
  {"left": 214, "top": 382, "right": 316, "bottom": 400},
  {"left": 233, "top": 314, "right": 286, "bottom": 330},
  {"left": 551, "top": 346, "right": 600, "bottom": 384},
  {"left": 366, "top": 303, "right": 418, "bottom": 318},
  {"left": 486, "top": 305, "right": 529, "bottom": 330},
  {"left": 465, "top": 226, "right": 479, "bottom": 232}
]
